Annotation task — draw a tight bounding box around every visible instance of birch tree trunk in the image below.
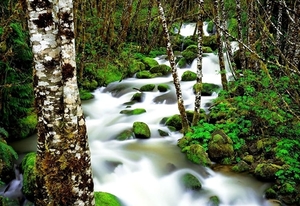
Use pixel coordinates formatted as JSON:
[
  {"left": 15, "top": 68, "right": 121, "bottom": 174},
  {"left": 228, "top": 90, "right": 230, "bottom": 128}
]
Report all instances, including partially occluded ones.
[
  {"left": 192, "top": 0, "right": 204, "bottom": 126},
  {"left": 26, "top": 0, "right": 95, "bottom": 205},
  {"left": 157, "top": 0, "right": 189, "bottom": 134},
  {"left": 213, "top": 0, "right": 228, "bottom": 91}
]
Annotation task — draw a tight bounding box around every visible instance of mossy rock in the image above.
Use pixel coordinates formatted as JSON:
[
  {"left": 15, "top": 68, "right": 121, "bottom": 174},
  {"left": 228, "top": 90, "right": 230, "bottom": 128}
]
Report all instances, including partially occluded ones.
[
  {"left": 158, "top": 129, "right": 169, "bottom": 137},
  {"left": 181, "top": 71, "right": 197, "bottom": 81},
  {"left": 254, "top": 163, "right": 282, "bottom": 181},
  {"left": 131, "top": 92, "right": 144, "bottom": 102},
  {"left": 141, "top": 57, "right": 159, "bottom": 69},
  {"left": 182, "top": 45, "right": 197, "bottom": 64},
  {"left": 203, "top": 35, "right": 217, "bottom": 50},
  {"left": 115, "top": 129, "right": 134, "bottom": 141},
  {"left": 157, "top": 84, "right": 170, "bottom": 92},
  {"left": 208, "top": 130, "right": 234, "bottom": 161},
  {"left": 257, "top": 138, "right": 276, "bottom": 152},
  {"left": 21, "top": 152, "right": 36, "bottom": 202},
  {"left": 203, "top": 46, "right": 213, "bottom": 53},
  {"left": 95, "top": 191, "right": 123, "bottom": 206},
  {"left": 79, "top": 89, "right": 94, "bottom": 100},
  {"left": 208, "top": 196, "right": 220, "bottom": 206},
  {"left": 150, "top": 64, "right": 171, "bottom": 75},
  {"left": 120, "top": 108, "right": 146, "bottom": 115},
  {"left": 0, "top": 140, "right": 18, "bottom": 183},
  {"left": 181, "top": 37, "right": 197, "bottom": 50},
  {"left": 165, "top": 114, "right": 182, "bottom": 131},
  {"left": 136, "top": 70, "right": 154, "bottom": 79},
  {"left": 184, "top": 144, "right": 212, "bottom": 166},
  {"left": 232, "top": 160, "right": 250, "bottom": 173},
  {"left": 177, "top": 136, "right": 192, "bottom": 149},
  {"left": 81, "top": 79, "right": 98, "bottom": 91},
  {"left": 193, "top": 83, "right": 220, "bottom": 96},
  {"left": 133, "top": 122, "right": 151, "bottom": 139},
  {"left": 177, "top": 57, "right": 187, "bottom": 68},
  {"left": 242, "top": 155, "right": 254, "bottom": 164},
  {"left": 129, "top": 60, "right": 145, "bottom": 76},
  {"left": 19, "top": 112, "right": 37, "bottom": 138},
  {"left": 265, "top": 187, "right": 277, "bottom": 199},
  {"left": 185, "top": 110, "right": 207, "bottom": 123},
  {"left": 181, "top": 173, "right": 202, "bottom": 191},
  {"left": 140, "top": 84, "right": 155, "bottom": 92}
]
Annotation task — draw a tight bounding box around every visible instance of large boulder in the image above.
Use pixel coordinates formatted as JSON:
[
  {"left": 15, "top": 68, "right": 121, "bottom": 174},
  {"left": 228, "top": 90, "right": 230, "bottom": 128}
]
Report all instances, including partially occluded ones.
[
  {"left": 181, "top": 71, "right": 197, "bottom": 81},
  {"left": 208, "top": 130, "right": 234, "bottom": 161},
  {"left": 133, "top": 122, "right": 151, "bottom": 139}
]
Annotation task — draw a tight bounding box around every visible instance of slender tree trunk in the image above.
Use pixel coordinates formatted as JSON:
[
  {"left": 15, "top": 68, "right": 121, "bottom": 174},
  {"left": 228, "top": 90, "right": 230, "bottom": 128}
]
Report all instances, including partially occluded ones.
[
  {"left": 235, "top": 0, "right": 246, "bottom": 71},
  {"left": 192, "top": 0, "right": 204, "bottom": 126},
  {"left": 26, "top": 0, "right": 95, "bottom": 205},
  {"left": 213, "top": 0, "right": 228, "bottom": 91},
  {"left": 157, "top": 0, "right": 189, "bottom": 134}
]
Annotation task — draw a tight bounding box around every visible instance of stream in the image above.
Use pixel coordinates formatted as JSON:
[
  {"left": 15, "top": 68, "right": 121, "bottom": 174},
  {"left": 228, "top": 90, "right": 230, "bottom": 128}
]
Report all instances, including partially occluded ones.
[{"left": 10, "top": 23, "right": 274, "bottom": 206}]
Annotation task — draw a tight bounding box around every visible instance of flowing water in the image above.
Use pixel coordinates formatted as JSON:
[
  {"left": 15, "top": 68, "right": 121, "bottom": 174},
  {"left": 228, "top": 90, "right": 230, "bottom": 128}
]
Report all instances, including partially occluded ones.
[{"left": 10, "top": 23, "right": 274, "bottom": 205}]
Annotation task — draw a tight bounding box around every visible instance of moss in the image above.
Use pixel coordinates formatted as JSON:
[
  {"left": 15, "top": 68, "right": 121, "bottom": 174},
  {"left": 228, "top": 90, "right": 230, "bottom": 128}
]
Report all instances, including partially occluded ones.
[
  {"left": 181, "top": 71, "right": 197, "bottom": 81},
  {"left": 115, "top": 129, "right": 134, "bottom": 141},
  {"left": 265, "top": 188, "right": 277, "bottom": 199},
  {"left": 158, "top": 129, "right": 169, "bottom": 137},
  {"left": 140, "top": 84, "right": 155, "bottom": 92},
  {"left": 0, "top": 141, "right": 18, "bottom": 182},
  {"left": 120, "top": 108, "right": 146, "bottom": 115},
  {"left": 136, "top": 70, "right": 154, "bottom": 79},
  {"left": 21, "top": 152, "right": 36, "bottom": 201},
  {"left": 254, "top": 163, "right": 282, "bottom": 181},
  {"left": 184, "top": 144, "right": 212, "bottom": 166},
  {"left": 165, "top": 114, "right": 182, "bottom": 131},
  {"left": 94, "top": 191, "right": 122, "bottom": 206},
  {"left": 132, "top": 122, "right": 151, "bottom": 139},
  {"left": 141, "top": 57, "right": 159, "bottom": 69},
  {"left": 128, "top": 60, "right": 145, "bottom": 76},
  {"left": 81, "top": 79, "right": 98, "bottom": 90},
  {"left": 208, "top": 196, "right": 220, "bottom": 206},
  {"left": 203, "top": 46, "right": 213, "bottom": 53},
  {"left": 182, "top": 45, "right": 197, "bottom": 64},
  {"left": 193, "top": 83, "right": 220, "bottom": 96},
  {"left": 79, "top": 89, "right": 94, "bottom": 100},
  {"left": 150, "top": 64, "right": 171, "bottom": 75},
  {"left": 181, "top": 173, "right": 202, "bottom": 191},
  {"left": 131, "top": 92, "right": 144, "bottom": 102},
  {"left": 157, "top": 84, "right": 170, "bottom": 92},
  {"left": 177, "top": 57, "right": 187, "bottom": 68},
  {"left": 203, "top": 35, "right": 217, "bottom": 50},
  {"left": 206, "top": 21, "right": 214, "bottom": 34},
  {"left": 232, "top": 160, "right": 250, "bottom": 172},
  {"left": 19, "top": 112, "right": 37, "bottom": 138}
]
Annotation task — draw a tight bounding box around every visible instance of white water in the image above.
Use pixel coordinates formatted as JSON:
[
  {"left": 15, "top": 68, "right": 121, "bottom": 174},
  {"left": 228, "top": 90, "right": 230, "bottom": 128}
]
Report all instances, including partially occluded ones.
[
  {"left": 10, "top": 23, "right": 272, "bottom": 205},
  {"left": 82, "top": 23, "right": 272, "bottom": 205}
]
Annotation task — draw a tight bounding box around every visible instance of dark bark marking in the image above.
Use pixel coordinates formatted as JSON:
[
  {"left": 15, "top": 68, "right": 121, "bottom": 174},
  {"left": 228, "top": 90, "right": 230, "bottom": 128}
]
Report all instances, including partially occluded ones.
[
  {"left": 30, "top": 0, "right": 51, "bottom": 11},
  {"left": 33, "top": 12, "right": 53, "bottom": 28},
  {"left": 62, "top": 63, "right": 74, "bottom": 80},
  {"left": 43, "top": 59, "right": 60, "bottom": 70}
]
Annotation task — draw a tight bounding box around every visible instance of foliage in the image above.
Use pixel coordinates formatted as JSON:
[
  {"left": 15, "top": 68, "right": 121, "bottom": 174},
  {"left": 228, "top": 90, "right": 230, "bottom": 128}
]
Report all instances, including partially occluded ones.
[
  {"left": 94, "top": 191, "right": 122, "bottom": 206},
  {"left": 0, "top": 140, "right": 18, "bottom": 169},
  {"left": 0, "top": 21, "right": 34, "bottom": 140}
]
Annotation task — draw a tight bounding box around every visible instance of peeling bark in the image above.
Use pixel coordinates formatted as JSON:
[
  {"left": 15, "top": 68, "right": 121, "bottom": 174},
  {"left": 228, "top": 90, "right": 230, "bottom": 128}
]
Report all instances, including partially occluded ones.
[
  {"left": 192, "top": 0, "right": 204, "bottom": 126},
  {"left": 157, "top": 0, "right": 189, "bottom": 134},
  {"left": 26, "top": 0, "right": 95, "bottom": 205}
]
